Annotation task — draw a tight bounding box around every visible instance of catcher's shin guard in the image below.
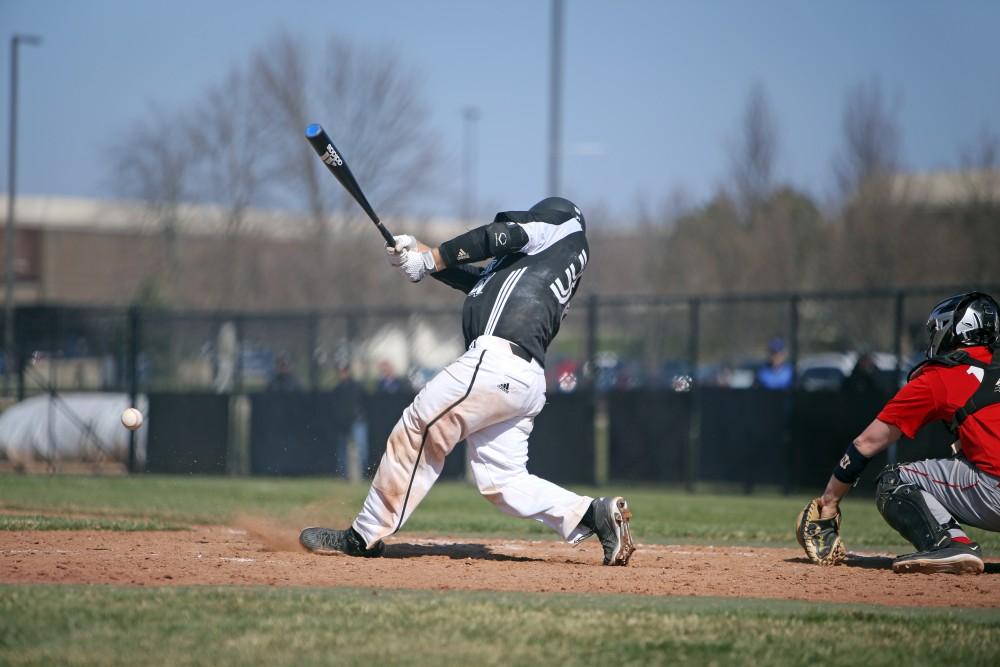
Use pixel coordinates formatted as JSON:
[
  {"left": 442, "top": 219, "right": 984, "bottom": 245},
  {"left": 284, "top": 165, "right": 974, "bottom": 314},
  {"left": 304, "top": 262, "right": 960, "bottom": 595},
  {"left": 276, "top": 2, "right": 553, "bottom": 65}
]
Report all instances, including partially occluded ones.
[{"left": 875, "top": 465, "right": 951, "bottom": 551}]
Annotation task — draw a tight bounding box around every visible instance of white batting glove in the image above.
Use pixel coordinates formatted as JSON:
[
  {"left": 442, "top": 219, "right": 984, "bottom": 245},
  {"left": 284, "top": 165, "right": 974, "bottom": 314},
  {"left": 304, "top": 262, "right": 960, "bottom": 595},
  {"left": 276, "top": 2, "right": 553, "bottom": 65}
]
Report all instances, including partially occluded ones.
[
  {"left": 399, "top": 250, "right": 437, "bottom": 283},
  {"left": 386, "top": 235, "right": 418, "bottom": 267},
  {"left": 393, "top": 234, "right": 418, "bottom": 253},
  {"left": 386, "top": 246, "right": 408, "bottom": 267}
]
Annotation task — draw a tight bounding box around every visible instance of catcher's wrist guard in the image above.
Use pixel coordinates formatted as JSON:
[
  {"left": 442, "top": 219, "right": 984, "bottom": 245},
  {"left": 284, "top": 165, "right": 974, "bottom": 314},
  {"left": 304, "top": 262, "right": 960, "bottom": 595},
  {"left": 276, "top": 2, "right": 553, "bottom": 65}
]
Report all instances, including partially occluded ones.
[{"left": 832, "top": 442, "right": 870, "bottom": 485}]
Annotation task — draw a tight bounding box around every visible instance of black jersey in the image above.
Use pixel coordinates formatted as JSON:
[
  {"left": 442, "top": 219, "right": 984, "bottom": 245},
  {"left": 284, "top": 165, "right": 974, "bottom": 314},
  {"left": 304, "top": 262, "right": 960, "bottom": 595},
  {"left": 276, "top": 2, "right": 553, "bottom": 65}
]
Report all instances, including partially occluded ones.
[{"left": 431, "top": 209, "right": 588, "bottom": 365}]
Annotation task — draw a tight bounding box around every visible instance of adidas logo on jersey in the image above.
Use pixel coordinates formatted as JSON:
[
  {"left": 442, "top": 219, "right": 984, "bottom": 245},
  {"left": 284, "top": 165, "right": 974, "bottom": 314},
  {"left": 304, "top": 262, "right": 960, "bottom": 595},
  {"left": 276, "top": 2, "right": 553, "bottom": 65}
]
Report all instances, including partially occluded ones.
[
  {"left": 457, "top": 248, "right": 470, "bottom": 261},
  {"left": 497, "top": 382, "right": 510, "bottom": 394}
]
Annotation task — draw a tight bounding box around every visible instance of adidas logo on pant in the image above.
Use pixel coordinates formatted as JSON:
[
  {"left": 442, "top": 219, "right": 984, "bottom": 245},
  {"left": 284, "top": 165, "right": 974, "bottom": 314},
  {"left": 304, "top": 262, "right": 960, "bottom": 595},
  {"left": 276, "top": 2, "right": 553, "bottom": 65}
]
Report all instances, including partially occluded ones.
[{"left": 497, "top": 382, "right": 509, "bottom": 393}]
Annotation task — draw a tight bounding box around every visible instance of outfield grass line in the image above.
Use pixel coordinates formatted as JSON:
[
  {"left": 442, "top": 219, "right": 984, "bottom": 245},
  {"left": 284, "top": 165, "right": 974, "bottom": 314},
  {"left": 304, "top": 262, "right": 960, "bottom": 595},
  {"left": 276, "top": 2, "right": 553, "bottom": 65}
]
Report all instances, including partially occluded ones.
[
  {"left": 3, "top": 582, "right": 1000, "bottom": 618},
  {"left": 0, "top": 514, "right": 187, "bottom": 532}
]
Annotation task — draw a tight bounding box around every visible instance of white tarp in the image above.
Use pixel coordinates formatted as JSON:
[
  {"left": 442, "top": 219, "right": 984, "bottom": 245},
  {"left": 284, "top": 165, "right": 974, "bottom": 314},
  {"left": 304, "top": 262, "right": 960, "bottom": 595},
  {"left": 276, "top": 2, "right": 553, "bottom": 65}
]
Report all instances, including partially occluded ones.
[{"left": 0, "top": 393, "right": 147, "bottom": 465}]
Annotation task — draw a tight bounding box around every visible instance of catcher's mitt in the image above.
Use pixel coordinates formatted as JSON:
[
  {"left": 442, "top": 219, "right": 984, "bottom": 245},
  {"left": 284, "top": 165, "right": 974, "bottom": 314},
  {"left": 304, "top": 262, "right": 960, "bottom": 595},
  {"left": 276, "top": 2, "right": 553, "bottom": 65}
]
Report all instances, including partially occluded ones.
[{"left": 795, "top": 497, "right": 846, "bottom": 565}]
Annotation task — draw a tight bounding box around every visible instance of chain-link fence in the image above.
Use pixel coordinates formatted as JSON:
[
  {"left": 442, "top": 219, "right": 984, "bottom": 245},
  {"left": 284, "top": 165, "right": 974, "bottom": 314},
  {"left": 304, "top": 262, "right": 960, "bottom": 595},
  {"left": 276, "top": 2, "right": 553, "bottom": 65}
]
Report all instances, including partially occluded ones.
[
  {"left": 9, "top": 285, "right": 997, "bottom": 399},
  {"left": 3, "top": 285, "right": 995, "bottom": 480}
]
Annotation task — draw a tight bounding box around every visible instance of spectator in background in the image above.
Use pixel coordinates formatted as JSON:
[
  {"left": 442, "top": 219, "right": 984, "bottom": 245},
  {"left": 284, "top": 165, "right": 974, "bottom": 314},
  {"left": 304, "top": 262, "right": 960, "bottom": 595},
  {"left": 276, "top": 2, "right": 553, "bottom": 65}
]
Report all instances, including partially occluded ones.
[
  {"left": 842, "top": 352, "right": 889, "bottom": 395},
  {"left": 374, "top": 360, "right": 410, "bottom": 394},
  {"left": 755, "top": 336, "right": 793, "bottom": 390},
  {"left": 266, "top": 353, "right": 302, "bottom": 392},
  {"left": 331, "top": 363, "right": 368, "bottom": 480}
]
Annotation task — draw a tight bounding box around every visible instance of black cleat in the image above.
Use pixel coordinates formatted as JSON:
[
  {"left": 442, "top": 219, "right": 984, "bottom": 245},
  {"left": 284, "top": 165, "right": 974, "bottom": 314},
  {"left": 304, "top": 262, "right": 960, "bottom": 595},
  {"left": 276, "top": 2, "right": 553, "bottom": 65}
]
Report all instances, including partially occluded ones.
[
  {"left": 892, "top": 538, "right": 983, "bottom": 575},
  {"left": 299, "top": 526, "right": 385, "bottom": 557},
  {"left": 592, "top": 496, "right": 635, "bottom": 566}
]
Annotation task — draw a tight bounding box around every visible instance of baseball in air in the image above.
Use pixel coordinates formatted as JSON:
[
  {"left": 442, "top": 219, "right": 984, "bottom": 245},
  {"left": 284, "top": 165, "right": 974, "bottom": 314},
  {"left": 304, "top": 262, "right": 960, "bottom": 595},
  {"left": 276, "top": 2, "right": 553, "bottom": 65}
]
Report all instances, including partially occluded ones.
[{"left": 121, "top": 407, "right": 144, "bottom": 431}]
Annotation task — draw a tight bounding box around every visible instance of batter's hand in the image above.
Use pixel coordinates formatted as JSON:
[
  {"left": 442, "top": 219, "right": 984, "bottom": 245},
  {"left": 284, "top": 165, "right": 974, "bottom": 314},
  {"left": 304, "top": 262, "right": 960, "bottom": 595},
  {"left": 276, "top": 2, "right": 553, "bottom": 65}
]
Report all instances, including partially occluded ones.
[
  {"left": 399, "top": 250, "right": 436, "bottom": 283},
  {"left": 386, "top": 235, "right": 417, "bottom": 267},
  {"left": 392, "top": 235, "right": 418, "bottom": 253}
]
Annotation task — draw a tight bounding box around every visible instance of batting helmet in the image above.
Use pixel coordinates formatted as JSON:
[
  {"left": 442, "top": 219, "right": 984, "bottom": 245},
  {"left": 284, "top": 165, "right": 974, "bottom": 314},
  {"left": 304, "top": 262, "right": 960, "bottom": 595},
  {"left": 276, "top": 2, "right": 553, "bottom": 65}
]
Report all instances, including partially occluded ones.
[
  {"left": 530, "top": 197, "right": 585, "bottom": 230},
  {"left": 925, "top": 291, "right": 999, "bottom": 357}
]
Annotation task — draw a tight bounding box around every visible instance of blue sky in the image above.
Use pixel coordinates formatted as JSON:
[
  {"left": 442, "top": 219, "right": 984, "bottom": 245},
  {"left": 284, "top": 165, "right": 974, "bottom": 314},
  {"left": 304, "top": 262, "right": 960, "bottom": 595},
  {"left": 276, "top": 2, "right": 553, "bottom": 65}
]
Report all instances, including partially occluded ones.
[{"left": 2, "top": 0, "right": 999, "bottom": 219}]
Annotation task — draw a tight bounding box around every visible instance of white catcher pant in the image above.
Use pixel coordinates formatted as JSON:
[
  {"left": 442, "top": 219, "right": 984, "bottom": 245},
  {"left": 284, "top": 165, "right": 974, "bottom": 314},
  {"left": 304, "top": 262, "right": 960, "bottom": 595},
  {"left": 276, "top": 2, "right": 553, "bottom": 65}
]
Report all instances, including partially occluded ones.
[{"left": 353, "top": 335, "right": 593, "bottom": 548}]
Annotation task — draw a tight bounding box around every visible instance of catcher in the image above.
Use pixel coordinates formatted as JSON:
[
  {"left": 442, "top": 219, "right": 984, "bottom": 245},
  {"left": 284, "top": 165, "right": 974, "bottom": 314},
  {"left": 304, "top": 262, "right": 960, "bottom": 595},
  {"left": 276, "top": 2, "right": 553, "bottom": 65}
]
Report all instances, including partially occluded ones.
[{"left": 797, "top": 291, "right": 1000, "bottom": 574}]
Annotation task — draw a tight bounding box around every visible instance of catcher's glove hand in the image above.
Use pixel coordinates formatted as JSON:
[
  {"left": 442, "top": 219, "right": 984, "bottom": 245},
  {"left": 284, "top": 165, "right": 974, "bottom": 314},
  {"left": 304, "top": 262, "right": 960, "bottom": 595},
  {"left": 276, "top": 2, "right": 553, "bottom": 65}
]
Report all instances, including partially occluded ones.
[{"left": 795, "top": 497, "right": 846, "bottom": 566}]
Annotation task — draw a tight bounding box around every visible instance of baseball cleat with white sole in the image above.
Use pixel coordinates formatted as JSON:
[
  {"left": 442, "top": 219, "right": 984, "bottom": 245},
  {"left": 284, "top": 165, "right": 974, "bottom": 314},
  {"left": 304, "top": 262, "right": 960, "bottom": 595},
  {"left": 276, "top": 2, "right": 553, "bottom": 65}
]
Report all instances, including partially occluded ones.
[
  {"left": 592, "top": 496, "right": 635, "bottom": 566},
  {"left": 892, "top": 539, "right": 984, "bottom": 575}
]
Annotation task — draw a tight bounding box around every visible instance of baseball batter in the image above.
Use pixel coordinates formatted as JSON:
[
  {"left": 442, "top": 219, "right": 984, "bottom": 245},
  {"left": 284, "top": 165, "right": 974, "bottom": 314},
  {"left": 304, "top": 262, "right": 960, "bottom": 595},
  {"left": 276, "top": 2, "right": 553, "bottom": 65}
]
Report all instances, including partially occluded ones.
[
  {"left": 797, "top": 292, "right": 1000, "bottom": 574},
  {"left": 300, "top": 197, "right": 635, "bottom": 566}
]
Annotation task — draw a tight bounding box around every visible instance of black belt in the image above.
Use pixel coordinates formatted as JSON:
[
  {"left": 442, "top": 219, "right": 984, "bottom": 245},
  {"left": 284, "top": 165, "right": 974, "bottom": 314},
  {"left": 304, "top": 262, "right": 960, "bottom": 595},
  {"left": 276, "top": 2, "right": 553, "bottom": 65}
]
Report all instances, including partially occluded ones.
[{"left": 509, "top": 342, "right": 541, "bottom": 367}]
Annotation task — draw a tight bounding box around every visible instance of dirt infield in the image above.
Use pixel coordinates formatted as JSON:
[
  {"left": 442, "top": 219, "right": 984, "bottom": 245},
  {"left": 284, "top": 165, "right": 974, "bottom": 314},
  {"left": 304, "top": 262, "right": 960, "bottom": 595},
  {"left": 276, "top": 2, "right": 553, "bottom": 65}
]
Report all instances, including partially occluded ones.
[{"left": 3, "top": 525, "right": 999, "bottom": 607}]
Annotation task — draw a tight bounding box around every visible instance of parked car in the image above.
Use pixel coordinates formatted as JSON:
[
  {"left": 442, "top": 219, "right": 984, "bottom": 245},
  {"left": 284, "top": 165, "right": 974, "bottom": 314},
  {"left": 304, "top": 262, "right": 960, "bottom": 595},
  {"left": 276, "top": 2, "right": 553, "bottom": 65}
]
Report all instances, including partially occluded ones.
[
  {"left": 696, "top": 359, "right": 759, "bottom": 389},
  {"left": 796, "top": 352, "right": 899, "bottom": 392}
]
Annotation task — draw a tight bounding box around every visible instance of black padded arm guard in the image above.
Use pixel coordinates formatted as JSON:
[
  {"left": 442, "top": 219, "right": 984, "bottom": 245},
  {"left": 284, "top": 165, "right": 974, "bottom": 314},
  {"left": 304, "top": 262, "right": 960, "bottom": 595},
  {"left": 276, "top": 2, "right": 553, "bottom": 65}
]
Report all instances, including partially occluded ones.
[
  {"left": 438, "top": 219, "right": 529, "bottom": 267},
  {"left": 430, "top": 265, "right": 484, "bottom": 294}
]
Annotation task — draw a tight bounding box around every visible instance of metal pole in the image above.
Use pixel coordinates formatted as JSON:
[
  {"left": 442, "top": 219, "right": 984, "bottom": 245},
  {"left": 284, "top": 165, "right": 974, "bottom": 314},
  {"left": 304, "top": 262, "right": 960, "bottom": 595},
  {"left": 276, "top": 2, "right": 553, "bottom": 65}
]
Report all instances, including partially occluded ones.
[
  {"left": 686, "top": 298, "right": 701, "bottom": 493},
  {"left": 888, "top": 291, "right": 905, "bottom": 466},
  {"left": 308, "top": 311, "right": 319, "bottom": 391},
  {"left": 461, "top": 107, "right": 480, "bottom": 222},
  {"left": 586, "top": 294, "right": 598, "bottom": 391},
  {"left": 687, "top": 298, "right": 701, "bottom": 376},
  {"left": 127, "top": 306, "right": 139, "bottom": 473},
  {"left": 788, "top": 295, "right": 800, "bottom": 379},
  {"left": 892, "top": 290, "right": 905, "bottom": 383},
  {"left": 547, "top": 0, "right": 563, "bottom": 195},
  {"left": 4, "top": 35, "right": 41, "bottom": 395}
]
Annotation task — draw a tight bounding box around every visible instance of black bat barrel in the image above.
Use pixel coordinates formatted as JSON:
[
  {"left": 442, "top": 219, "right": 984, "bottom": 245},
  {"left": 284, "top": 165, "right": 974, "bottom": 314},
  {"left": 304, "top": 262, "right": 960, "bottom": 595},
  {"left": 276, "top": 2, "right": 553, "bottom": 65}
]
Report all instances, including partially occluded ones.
[{"left": 305, "top": 123, "right": 394, "bottom": 245}]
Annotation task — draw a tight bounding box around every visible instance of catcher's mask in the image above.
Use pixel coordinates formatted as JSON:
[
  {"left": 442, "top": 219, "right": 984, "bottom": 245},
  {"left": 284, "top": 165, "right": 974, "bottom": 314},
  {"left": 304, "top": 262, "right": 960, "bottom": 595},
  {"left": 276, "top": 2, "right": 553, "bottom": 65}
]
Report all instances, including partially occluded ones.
[
  {"left": 925, "top": 291, "right": 999, "bottom": 357},
  {"left": 530, "top": 197, "right": 585, "bottom": 231}
]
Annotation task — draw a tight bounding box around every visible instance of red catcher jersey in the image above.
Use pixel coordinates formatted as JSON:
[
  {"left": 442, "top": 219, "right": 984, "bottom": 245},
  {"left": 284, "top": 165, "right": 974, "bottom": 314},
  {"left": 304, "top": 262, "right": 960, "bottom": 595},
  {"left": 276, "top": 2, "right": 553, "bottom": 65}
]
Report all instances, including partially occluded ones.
[{"left": 878, "top": 346, "right": 1000, "bottom": 478}]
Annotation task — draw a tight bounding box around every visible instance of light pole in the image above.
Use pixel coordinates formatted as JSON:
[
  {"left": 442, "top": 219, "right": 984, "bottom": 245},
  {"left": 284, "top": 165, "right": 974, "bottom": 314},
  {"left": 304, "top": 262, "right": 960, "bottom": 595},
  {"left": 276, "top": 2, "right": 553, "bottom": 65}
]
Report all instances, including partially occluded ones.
[
  {"left": 461, "top": 106, "right": 480, "bottom": 222},
  {"left": 5, "top": 34, "right": 41, "bottom": 394},
  {"left": 547, "top": 0, "right": 563, "bottom": 197}
]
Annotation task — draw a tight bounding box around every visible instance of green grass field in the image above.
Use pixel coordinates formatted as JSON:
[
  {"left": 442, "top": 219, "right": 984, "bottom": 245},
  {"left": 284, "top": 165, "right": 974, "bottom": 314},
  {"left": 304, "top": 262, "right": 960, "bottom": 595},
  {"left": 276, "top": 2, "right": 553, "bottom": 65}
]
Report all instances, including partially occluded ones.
[
  {"left": 2, "top": 474, "right": 999, "bottom": 666},
  {"left": 2, "top": 586, "right": 999, "bottom": 666}
]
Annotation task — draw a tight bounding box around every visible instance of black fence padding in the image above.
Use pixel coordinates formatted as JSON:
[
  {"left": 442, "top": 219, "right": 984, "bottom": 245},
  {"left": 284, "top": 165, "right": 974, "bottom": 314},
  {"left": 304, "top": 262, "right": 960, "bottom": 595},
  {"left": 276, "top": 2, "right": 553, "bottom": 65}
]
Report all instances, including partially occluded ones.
[
  {"left": 608, "top": 390, "right": 692, "bottom": 482},
  {"left": 146, "top": 393, "right": 229, "bottom": 474},
  {"left": 787, "top": 390, "right": 955, "bottom": 493},
  {"left": 896, "top": 421, "right": 955, "bottom": 466},
  {"left": 697, "top": 388, "right": 791, "bottom": 489},
  {"left": 249, "top": 393, "right": 341, "bottom": 476},
  {"left": 788, "top": 390, "right": 888, "bottom": 492},
  {"left": 529, "top": 393, "right": 595, "bottom": 484},
  {"left": 364, "top": 392, "right": 467, "bottom": 480}
]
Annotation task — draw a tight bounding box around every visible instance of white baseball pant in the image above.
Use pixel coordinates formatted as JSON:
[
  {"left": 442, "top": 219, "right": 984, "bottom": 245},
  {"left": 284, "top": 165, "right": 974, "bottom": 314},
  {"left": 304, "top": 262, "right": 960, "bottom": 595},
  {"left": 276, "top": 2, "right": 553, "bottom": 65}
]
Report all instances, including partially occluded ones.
[{"left": 352, "top": 335, "right": 593, "bottom": 548}]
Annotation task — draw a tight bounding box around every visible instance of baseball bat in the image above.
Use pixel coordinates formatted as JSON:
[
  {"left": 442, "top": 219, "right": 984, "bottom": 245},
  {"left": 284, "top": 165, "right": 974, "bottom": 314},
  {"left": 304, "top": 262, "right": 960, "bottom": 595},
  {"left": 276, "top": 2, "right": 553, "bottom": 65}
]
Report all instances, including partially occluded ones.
[{"left": 305, "top": 123, "right": 395, "bottom": 246}]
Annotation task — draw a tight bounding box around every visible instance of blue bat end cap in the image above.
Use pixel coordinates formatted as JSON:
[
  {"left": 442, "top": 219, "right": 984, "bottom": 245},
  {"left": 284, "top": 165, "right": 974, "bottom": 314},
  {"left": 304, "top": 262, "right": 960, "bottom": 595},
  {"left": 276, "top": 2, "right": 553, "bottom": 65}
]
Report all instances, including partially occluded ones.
[{"left": 305, "top": 124, "right": 323, "bottom": 137}]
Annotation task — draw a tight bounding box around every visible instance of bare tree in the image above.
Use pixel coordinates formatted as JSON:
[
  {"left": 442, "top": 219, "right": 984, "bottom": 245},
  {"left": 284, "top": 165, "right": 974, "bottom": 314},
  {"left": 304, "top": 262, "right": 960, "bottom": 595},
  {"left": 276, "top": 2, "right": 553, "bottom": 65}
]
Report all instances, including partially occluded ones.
[
  {"left": 109, "top": 108, "right": 196, "bottom": 304},
  {"left": 251, "top": 32, "right": 325, "bottom": 236},
  {"left": 186, "top": 67, "right": 270, "bottom": 308},
  {"left": 958, "top": 127, "right": 1000, "bottom": 205},
  {"left": 250, "top": 30, "right": 440, "bottom": 307},
  {"left": 729, "top": 83, "right": 778, "bottom": 218},
  {"left": 833, "top": 79, "right": 901, "bottom": 202},
  {"left": 955, "top": 127, "right": 1000, "bottom": 283},
  {"left": 111, "top": 29, "right": 441, "bottom": 310},
  {"left": 827, "top": 79, "right": 912, "bottom": 289}
]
